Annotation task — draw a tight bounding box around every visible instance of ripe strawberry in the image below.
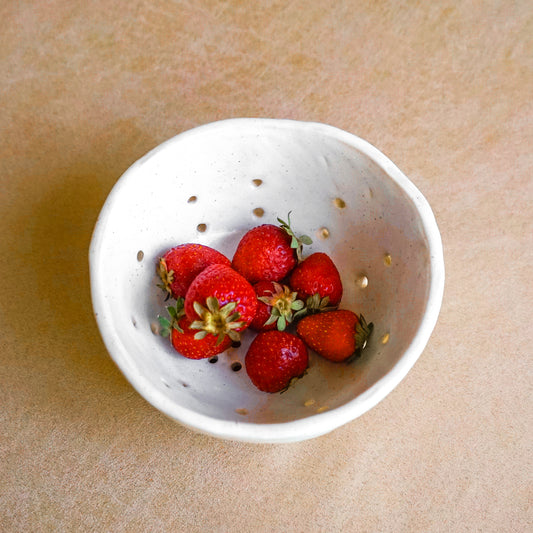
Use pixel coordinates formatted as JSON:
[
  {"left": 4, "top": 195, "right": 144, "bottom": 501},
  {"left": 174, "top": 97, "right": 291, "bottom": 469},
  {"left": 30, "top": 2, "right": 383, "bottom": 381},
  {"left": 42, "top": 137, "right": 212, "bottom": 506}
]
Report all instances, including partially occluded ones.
[
  {"left": 289, "top": 252, "right": 343, "bottom": 310},
  {"left": 158, "top": 300, "right": 231, "bottom": 359},
  {"left": 296, "top": 310, "right": 373, "bottom": 362},
  {"left": 231, "top": 213, "right": 312, "bottom": 284},
  {"left": 250, "top": 281, "right": 305, "bottom": 332},
  {"left": 184, "top": 263, "right": 257, "bottom": 343},
  {"left": 157, "top": 243, "right": 230, "bottom": 299},
  {"left": 245, "top": 331, "right": 308, "bottom": 393}
]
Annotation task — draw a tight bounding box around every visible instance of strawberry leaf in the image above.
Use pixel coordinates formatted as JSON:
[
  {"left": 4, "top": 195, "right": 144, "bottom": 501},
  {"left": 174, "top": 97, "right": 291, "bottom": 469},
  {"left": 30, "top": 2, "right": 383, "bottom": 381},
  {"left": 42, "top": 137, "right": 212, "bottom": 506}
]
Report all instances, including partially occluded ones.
[
  {"left": 264, "top": 314, "right": 279, "bottom": 326},
  {"left": 158, "top": 316, "right": 171, "bottom": 337},
  {"left": 291, "top": 300, "right": 305, "bottom": 311},
  {"left": 304, "top": 293, "right": 337, "bottom": 315},
  {"left": 157, "top": 258, "right": 175, "bottom": 297},
  {"left": 158, "top": 298, "right": 185, "bottom": 336},
  {"left": 345, "top": 315, "right": 374, "bottom": 363},
  {"left": 355, "top": 315, "right": 374, "bottom": 350},
  {"left": 206, "top": 296, "right": 220, "bottom": 314},
  {"left": 228, "top": 330, "right": 241, "bottom": 342},
  {"left": 277, "top": 211, "right": 313, "bottom": 261}
]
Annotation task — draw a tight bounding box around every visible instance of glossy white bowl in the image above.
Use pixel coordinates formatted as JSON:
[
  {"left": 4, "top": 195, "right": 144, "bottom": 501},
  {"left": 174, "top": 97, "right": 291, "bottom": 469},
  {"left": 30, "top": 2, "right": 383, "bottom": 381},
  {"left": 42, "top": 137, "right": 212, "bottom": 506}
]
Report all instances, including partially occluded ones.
[{"left": 89, "top": 118, "right": 444, "bottom": 443}]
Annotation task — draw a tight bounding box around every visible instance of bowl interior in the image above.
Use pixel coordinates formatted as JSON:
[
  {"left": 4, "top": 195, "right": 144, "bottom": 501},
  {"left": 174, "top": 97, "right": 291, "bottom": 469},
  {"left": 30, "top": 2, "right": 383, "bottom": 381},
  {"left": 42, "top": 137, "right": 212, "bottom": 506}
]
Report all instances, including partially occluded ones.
[{"left": 90, "top": 119, "right": 440, "bottom": 440}]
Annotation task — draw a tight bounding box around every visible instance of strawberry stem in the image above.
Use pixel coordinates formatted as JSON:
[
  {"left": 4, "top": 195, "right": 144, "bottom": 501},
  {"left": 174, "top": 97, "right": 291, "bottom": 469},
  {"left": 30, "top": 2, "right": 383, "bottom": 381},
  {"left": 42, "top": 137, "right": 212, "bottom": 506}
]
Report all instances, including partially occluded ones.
[{"left": 277, "top": 211, "right": 313, "bottom": 261}]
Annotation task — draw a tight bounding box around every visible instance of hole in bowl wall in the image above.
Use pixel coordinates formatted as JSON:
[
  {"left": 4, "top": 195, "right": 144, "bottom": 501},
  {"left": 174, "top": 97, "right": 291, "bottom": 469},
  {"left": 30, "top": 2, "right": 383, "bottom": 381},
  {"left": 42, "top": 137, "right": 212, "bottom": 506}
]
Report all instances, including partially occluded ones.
[
  {"left": 357, "top": 275, "right": 369, "bottom": 288},
  {"left": 318, "top": 227, "right": 330, "bottom": 239}
]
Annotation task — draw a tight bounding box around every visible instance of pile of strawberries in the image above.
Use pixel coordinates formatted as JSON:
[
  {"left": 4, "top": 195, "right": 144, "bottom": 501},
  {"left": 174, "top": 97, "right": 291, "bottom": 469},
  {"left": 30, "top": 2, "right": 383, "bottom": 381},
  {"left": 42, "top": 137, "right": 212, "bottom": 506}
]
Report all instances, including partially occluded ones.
[{"left": 156, "top": 214, "right": 372, "bottom": 393}]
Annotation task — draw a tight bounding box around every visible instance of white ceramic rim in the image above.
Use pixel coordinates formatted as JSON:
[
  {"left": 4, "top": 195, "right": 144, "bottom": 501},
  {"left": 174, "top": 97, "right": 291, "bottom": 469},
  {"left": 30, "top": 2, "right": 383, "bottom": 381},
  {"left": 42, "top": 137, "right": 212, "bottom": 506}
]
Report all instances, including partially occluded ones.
[{"left": 89, "top": 118, "right": 445, "bottom": 443}]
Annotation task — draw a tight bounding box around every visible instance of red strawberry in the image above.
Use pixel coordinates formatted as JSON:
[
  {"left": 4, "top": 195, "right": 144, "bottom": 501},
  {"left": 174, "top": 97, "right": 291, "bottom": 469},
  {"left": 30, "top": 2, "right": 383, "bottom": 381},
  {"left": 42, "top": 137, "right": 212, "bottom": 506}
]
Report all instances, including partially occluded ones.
[
  {"left": 184, "top": 263, "right": 257, "bottom": 343},
  {"left": 157, "top": 243, "right": 230, "bottom": 299},
  {"left": 296, "top": 310, "right": 373, "bottom": 362},
  {"left": 289, "top": 252, "right": 343, "bottom": 310},
  {"left": 250, "top": 281, "right": 305, "bottom": 331},
  {"left": 158, "top": 300, "right": 231, "bottom": 359},
  {"left": 231, "top": 213, "right": 312, "bottom": 284},
  {"left": 245, "top": 331, "right": 308, "bottom": 393}
]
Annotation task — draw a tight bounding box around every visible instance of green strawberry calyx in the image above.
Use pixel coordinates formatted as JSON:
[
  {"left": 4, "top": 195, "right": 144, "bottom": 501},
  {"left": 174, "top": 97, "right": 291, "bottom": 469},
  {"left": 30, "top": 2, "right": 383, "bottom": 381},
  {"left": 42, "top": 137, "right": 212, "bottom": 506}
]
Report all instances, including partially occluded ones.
[
  {"left": 293, "top": 293, "right": 337, "bottom": 321},
  {"left": 157, "top": 257, "right": 174, "bottom": 299},
  {"left": 258, "top": 282, "right": 305, "bottom": 331},
  {"left": 158, "top": 297, "right": 186, "bottom": 337},
  {"left": 355, "top": 314, "right": 373, "bottom": 350},
  {"left": 345, "top": 314, "right": 374, "bottom": 363},
  {"left": 189, "top": 296, "right": 245, "bottom": 345},
  {"left": 277, "top": 211, "right": 313, "bottom": 261}
]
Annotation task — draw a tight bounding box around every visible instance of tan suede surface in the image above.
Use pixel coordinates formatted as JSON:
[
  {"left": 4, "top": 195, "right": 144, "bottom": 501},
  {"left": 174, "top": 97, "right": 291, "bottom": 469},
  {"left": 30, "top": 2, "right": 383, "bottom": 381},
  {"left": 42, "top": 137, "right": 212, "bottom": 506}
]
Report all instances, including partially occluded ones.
[{"left": 1, "top": 1, "right": 531, "bottom": 531}]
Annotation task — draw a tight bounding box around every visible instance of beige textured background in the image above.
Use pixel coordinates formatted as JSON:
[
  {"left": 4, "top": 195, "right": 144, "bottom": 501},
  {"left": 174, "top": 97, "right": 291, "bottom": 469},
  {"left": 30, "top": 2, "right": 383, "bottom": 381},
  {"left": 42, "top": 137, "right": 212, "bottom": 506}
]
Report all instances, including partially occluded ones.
[{"left": 1, "top": 1, "right": 531, "bottom": 531}]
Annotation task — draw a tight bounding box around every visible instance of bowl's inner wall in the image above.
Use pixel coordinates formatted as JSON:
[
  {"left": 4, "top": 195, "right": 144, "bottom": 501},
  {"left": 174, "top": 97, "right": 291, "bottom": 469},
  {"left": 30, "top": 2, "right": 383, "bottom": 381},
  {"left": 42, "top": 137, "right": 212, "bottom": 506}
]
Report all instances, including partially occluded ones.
[{"left": 93, "top": 122, "right": 431, "bottom": 424}]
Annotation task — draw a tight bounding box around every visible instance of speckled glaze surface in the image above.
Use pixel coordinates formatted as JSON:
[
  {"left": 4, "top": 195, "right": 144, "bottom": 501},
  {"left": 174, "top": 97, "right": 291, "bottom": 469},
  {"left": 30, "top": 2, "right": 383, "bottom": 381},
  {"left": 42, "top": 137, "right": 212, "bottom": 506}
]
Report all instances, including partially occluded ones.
[{"left": 90, "top": 118, "right": 444, "bottom": 442}]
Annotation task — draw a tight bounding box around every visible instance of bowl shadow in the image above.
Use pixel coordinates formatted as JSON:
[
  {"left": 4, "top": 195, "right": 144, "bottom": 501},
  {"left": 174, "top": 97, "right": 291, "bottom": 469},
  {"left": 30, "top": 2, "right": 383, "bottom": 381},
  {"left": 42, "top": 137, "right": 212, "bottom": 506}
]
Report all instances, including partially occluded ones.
[{"left": 1, "top": 145, "right": 194, "bottom": 433}]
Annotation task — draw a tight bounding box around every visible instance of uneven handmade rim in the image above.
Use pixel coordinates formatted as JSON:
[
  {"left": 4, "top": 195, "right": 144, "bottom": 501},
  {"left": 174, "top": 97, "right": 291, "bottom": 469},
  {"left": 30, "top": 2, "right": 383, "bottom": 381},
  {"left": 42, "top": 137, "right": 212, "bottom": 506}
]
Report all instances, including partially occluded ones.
[{"left": 89, "top": 118, "right": 445, "bottom": 443}]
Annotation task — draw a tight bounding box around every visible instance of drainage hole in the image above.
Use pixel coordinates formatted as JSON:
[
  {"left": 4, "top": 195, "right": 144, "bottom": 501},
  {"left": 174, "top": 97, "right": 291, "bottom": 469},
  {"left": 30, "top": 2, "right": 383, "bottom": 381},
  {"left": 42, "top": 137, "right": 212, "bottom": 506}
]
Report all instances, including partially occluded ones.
[
  {"left": 231, "top": 362, "right": 242, "bottom": 372},
  {"left": 318, "top": 227, "right": 330, "bottom": 239},
  {"left": 357, "top": 275, "right": 369, "bottom": 288}
]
